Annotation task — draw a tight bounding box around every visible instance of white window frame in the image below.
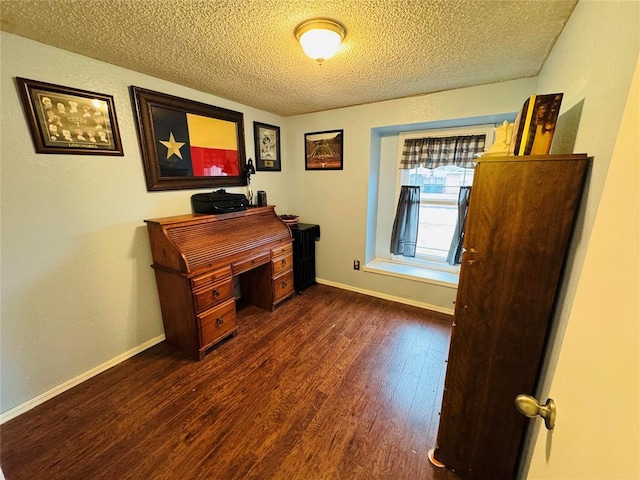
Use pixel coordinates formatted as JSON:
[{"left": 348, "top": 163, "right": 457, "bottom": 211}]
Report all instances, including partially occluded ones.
[{"left": 393, "top": 124, "right": 495, "bottom": 271}]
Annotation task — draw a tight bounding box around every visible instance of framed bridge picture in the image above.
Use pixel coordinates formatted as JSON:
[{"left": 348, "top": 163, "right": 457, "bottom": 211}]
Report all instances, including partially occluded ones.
[
  {"left": 304, "top": 129, "right": 343, "bottom": 170},
  {"left": 131, "top": 86, "right": 247, "bottom": 191}
]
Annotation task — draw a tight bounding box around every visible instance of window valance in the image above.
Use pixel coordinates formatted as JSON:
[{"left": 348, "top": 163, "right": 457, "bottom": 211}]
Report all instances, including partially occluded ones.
[{"left": 400, "top": 134, "right": 486, "bottom": 169}]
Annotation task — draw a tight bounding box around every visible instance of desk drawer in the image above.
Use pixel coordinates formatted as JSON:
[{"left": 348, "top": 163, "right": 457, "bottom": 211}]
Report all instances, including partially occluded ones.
[
  {"left": 193, "top": 277, "right": 234, "bottom": 312},
  {"left": 271, "top": 243, "right": 292, "bottom": 258},
  {"left": 272, "top": 269, "right": 294, "bottom": 303},
  {"left": 198, "top": 297, "right": 236, "bottom": 348},
  {"left": 271, "top": 252, "right": 293, "bottom": 276},
  {"left": 232, "top": 251, "right": 271, "bottom": 275},
  {"left": 191, "top": 265, "right": 232, "bottom": 289}
]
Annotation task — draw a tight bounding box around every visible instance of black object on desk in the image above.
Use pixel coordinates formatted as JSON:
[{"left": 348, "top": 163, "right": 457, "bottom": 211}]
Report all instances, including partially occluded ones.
[{"left": 289, "top": 223, "right": 320, "bottom": 293}]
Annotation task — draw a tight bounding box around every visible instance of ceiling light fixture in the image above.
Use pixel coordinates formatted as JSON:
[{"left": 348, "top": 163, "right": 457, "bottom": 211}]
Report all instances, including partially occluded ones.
[{"left": 295, "top": 18, "right": 346, "bottom": 63}]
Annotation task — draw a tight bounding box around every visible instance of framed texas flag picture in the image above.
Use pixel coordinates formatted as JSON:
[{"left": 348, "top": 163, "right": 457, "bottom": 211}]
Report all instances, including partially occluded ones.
[{"left": 131, "top": 86, "right": 247, "bottom": 191}]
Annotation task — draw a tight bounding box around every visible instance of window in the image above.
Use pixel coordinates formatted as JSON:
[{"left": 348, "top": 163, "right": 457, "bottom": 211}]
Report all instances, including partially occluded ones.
[
  {"left": 399, "top": 165, "right": 474, "bottom": 260},
  {"left": 394, "top": 125, "right": 494, "bottom": 266}
]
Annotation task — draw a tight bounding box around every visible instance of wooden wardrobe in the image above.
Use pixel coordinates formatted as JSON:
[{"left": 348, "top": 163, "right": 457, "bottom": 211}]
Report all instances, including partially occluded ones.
[{"left": 433, "top": 154, "right": 590, "bottom": 479}]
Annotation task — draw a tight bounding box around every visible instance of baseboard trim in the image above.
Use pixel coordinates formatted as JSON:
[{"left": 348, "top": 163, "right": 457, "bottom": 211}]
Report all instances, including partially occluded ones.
[
  {"left": 0, "top": 335, "right": 165, "bottom": 424},
  {"left": 2, "top": 282, "right": 451, "bottom": 423},
  {"left": 315, "top": 278, "right": 455, "bottom": 316}
]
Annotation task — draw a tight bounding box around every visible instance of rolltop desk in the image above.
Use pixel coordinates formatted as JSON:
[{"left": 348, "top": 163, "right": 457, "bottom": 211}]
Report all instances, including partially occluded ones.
[{"left": 145, "top": 206, "right": 295, "bottom": 359}]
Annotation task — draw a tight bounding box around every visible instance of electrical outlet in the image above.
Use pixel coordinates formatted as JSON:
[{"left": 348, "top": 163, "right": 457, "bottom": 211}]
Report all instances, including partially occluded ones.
[{"left": 353, "top": 260, "right": 360, "bottom": 270}]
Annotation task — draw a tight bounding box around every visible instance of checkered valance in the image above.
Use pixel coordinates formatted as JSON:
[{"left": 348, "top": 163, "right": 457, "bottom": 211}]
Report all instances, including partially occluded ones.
[{"left": 400, "top": 134, "right": 486, "bottom": 169}]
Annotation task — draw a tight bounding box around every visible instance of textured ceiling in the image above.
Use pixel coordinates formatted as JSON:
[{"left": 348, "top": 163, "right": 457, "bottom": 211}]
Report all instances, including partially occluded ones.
[{"left": 1, "top": 0, "right": 578, "bottom": 116}]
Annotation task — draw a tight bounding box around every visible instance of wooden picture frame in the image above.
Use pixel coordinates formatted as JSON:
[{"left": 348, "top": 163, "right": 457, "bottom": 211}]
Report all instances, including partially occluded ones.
[
  {"left": 131, "top": 86, "right": 247, "bottom": 191},
  {"left": 15, "top": 77, "right": 123, "bottom": 155},
  {"left": 253, "top": 122, "right": 281, "bottom": 171},
  {"left": 304, "top": 129, "right": 343, "bottom": 170}
]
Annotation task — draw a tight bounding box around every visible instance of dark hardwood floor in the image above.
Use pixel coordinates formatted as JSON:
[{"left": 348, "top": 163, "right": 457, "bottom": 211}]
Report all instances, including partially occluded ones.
[{"left": 1, "top": 284, "right": 461, "bottom": 480}]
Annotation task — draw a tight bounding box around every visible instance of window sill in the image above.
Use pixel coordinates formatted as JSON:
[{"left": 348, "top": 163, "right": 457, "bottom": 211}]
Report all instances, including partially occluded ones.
[{"left": 363, "top": 258, "right": 459, "bottom": 288}]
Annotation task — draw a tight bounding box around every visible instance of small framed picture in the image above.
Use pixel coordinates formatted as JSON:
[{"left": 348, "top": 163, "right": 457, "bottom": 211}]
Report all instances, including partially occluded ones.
[
  {"left": 15, "top": 77, "right": 124, "bottom": 155},
  {"left": 304, "top": 129, "right": 343, "bottom": 170},
  {"left": 253, "top": 122, "right": 281, "bottom": 171}
]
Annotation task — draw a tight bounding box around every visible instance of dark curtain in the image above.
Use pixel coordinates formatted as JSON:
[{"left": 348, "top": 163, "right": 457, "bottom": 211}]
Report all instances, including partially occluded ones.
[
  {"left": 446, "top": 186, "right": 471, "bottom": 265},
  {"left": 394, "top": 134, "right": 484, "bottom": 261},
  {"left": 390, "top": 186, "right": 421, "bottom": 257}
]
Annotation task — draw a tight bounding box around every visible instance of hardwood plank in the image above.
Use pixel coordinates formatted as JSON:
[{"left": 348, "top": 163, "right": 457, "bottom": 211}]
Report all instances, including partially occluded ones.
[{"left": 1, "top": 285, "right": 461, "bottom": 480}]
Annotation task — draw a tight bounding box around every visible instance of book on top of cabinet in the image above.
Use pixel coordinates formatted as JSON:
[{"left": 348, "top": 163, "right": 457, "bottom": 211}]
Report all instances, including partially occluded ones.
[{"left": 509, "top": 93, "right": 563, "bottom": 156}]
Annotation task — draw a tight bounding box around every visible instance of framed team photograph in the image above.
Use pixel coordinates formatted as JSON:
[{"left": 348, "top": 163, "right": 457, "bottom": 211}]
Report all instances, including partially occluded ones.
[
  {"left": 253, "top": 122, "right": 281, "bottom": 171},
  {"left": 304, "top": 129, "right": 343, "bottom": 170},
  {"left": 16, "top": 77, "right": 124, "bottom": 155}
]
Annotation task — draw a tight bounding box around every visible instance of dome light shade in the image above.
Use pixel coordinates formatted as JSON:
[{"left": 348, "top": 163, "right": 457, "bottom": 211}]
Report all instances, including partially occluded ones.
[{"left": 295, "top": 19, "right": 345, "bottom": 63}]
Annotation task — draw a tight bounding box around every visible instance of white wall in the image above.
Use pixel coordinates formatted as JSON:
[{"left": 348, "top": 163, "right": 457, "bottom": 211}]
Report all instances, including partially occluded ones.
[
  {"left": 528, "top": 51, "right": 639, "bottom": 480},
  {"left": 523, "top": 1, "right": 640, "bottom": 478},
  {"left": 0, "top": 32, "right": 289, "bottom": 417},
  {"left": 283, "top": 78, "right": 535, "bottom": 311}
]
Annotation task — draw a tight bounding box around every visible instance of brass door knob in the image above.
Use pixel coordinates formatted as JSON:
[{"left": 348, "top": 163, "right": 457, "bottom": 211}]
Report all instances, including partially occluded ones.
[{"left": 515, "top": 394, "right": 556, "bottom": 430}]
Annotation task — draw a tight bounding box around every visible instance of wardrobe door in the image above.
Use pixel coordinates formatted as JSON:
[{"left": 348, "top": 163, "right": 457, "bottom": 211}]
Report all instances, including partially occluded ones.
[{"left": 434, "top": 155, "right": 589, "bottom": 479}]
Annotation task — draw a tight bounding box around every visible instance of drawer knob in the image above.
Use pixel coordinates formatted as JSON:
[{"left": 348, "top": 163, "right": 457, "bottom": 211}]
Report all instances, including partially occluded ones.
[
  {"left": 213, "top": 289, "right": 220, "bottom": 298},
  {"left": 281, "top": 280, "right": 287, "bottom": 288},
  {"left": 216, "top": 317, "right": 224, "bottom": 327},
  {"left": 281, "top": 259, "right": 287, "bottom": 267}
]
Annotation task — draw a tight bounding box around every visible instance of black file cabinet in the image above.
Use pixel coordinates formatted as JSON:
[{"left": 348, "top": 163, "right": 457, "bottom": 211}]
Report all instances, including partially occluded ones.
[{"left": 289, "top": 223, "right": 320, "bottom": 293}]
